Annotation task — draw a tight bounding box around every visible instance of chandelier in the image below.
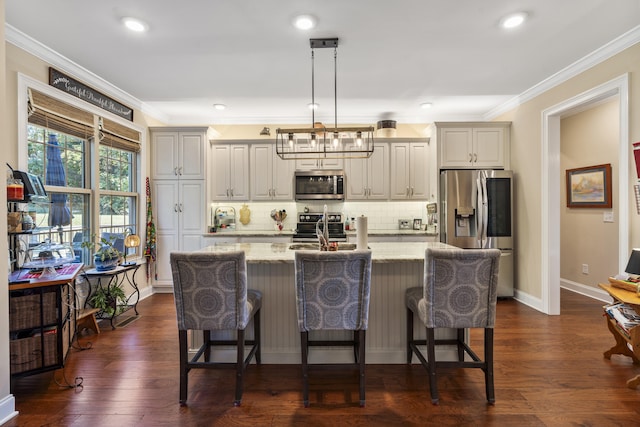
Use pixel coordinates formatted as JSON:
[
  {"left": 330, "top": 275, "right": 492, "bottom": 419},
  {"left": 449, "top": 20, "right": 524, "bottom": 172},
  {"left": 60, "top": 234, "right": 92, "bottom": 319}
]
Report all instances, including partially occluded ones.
[{"left": 276, "top": 38, "right": 374, "bottom": 160}]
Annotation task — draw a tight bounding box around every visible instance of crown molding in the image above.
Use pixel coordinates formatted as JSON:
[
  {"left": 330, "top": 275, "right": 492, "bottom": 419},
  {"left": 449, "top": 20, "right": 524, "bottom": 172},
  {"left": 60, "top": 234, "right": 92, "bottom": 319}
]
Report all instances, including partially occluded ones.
[
  {"left": 5, "top": 24, "right": 169, "bottom": 123},
  {"left": 485, "top": 24, "right": 640, "bottom": 120}
]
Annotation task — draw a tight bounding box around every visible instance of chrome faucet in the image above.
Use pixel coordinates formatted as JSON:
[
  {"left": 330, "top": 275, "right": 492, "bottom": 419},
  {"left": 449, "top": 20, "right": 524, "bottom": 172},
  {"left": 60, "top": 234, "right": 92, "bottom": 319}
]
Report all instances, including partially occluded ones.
[{"left": 316, "top": 204, "right": 330, "bottom": 251}]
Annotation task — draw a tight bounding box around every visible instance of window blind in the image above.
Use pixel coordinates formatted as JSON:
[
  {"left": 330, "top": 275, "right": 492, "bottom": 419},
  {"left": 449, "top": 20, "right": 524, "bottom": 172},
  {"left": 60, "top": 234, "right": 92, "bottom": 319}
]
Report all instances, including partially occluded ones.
[
  {"left": 28, "top": 88, "right": 94, "bottom": 139},
  {"left": 100, "top": 117, "right": 141, "bottom": 153}
]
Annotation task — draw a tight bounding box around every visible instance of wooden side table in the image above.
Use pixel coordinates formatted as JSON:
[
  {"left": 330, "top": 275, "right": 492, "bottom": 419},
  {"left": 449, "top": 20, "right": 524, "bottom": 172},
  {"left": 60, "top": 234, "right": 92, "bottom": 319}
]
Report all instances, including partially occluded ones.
[{"left": 598, "top": 283, "right": 640, "bottom": 389}]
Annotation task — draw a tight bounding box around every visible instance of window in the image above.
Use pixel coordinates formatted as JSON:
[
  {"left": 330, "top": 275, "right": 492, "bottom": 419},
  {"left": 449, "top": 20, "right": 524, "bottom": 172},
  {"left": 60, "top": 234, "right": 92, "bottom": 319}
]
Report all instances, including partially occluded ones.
[{"left": 21, "top": 85, "right": 141, "bottom": 266}]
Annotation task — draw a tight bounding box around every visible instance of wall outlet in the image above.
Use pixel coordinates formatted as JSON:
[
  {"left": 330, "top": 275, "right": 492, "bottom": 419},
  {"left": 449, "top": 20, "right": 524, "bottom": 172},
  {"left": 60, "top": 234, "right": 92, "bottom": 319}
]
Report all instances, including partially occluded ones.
[
  {"left": 603, "top": 211, "right": 614, "bottom": 222},
  {"left": 582, "top": 263, "right": 589, "bottom": 274}
]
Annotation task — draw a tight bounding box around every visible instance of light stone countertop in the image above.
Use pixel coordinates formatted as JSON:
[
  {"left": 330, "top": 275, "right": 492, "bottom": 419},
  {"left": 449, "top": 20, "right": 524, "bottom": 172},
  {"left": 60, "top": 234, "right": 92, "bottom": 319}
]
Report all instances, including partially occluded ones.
[
  {"left": 200, "top": 241, "right": 456, "bottom": 264},
  {"left": 203, "top": 229, "right": 437, "bottom": 237}
]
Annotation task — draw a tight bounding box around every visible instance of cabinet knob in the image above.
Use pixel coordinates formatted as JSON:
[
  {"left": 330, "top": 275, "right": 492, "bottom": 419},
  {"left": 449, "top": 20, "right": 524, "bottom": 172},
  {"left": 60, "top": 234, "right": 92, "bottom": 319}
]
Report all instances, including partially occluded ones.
[
  {"left": 174, "top": 204, "right": 178, "bottom": 212},
  {"left": 174, "top": 167, "right": 178, "bottom": 175},
  {"left": 469, "top": 153, "right": 473, "bottom": 163},
  {"left": 473, "top": 153, "right": 478, "bottom": 162}
]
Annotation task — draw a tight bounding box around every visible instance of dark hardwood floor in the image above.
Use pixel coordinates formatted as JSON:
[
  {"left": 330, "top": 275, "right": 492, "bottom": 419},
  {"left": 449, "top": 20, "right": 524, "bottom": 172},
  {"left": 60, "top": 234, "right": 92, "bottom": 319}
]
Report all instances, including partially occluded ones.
[{"left": 7, "top": 288, "right": 640, "bottom": 426}]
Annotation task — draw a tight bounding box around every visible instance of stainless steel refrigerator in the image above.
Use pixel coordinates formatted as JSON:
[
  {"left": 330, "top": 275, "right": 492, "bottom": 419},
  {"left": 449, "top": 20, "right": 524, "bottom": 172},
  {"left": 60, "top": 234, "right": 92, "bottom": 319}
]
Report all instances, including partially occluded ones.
[{"left": 439, "top": 169, "right": 514, "bottom": 297}]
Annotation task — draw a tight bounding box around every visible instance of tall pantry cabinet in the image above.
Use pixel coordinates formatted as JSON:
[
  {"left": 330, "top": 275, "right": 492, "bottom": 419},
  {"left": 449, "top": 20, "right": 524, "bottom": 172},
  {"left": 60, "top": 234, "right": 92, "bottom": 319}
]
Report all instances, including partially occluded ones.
[{"left": 150, "top": 127, "right": 209, "bottom": 290}]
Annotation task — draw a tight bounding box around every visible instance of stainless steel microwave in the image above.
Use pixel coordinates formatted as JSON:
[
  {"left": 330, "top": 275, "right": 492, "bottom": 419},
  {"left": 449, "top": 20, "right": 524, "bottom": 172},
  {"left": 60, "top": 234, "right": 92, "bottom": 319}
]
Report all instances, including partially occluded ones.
[{"left": 294, "top": 170, "right": 345, "bottom": 201}]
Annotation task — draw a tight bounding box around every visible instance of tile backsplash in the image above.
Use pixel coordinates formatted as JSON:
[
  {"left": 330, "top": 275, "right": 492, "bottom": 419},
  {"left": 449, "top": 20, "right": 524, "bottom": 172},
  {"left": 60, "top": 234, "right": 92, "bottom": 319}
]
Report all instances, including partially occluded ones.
[{"left": 210, "top": 200, "right": 432, "bottom": 231}]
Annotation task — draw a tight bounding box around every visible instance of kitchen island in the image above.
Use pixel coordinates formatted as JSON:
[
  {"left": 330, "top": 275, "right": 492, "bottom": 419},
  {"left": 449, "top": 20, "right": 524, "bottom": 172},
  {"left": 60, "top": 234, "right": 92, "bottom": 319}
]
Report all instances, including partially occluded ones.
[{"left": 199, "top": 241, "right": 457, "bottom": 364}]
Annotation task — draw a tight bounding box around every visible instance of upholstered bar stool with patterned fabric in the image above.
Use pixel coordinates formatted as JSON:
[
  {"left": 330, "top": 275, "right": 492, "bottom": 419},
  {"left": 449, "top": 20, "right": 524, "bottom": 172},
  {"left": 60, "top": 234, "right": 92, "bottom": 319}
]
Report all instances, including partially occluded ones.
[
  {"left": 294, "top": 250, "right": 372, "bottom": 407},
  {"left": 406, "top": 248, "right": 500, "bottom": 405},
  {"left": 170, "top": 251, "right": 262, "bottom": 406}
]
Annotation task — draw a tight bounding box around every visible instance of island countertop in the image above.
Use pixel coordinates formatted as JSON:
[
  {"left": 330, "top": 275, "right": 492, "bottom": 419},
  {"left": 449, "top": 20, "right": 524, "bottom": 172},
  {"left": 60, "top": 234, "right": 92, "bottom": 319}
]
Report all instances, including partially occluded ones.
[{"left": 200, "top": 241, "right": 455, "bottom": 263}]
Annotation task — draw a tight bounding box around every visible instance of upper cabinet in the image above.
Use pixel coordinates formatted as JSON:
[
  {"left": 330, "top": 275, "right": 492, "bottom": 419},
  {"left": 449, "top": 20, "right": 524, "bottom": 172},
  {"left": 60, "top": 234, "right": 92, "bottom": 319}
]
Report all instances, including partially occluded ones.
[
  {"left": 345, "top": 142, "right": 389, "bottom": 200},
  {"left": 295, "top": 146, "right": 344, "bottom": 170},
  {"left": 435, "top": 122, "right": 511, "bottom": 169},
  {"left": 390, "top": 141, "right": 429, "bottom": 200},
  {"left": 150, "top": 127, "right": 208, "bottom": 180},
  {"left": 250, "top": 144, "right": 295, "bottom": 200},
  {"left": 211, "top": 143, "right": 250, "bottom": 201}
]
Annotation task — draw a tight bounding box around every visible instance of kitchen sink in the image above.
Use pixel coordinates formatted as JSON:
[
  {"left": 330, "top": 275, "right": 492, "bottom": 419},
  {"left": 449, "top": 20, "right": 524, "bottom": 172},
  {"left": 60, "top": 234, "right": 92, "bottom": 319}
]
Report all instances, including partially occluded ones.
[{"left": 289, "top": 243, "right": 358, "bottom": 251}]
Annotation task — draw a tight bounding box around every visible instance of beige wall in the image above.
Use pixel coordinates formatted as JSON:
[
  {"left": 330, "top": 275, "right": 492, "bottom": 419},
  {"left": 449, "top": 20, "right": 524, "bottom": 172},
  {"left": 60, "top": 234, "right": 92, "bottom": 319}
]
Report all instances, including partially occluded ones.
[
  {"left": 560, "top": 100, "right": 619, "bottom": 286},
  {"left": 496, "top": 42, "right": 640, "bottom": 298}
]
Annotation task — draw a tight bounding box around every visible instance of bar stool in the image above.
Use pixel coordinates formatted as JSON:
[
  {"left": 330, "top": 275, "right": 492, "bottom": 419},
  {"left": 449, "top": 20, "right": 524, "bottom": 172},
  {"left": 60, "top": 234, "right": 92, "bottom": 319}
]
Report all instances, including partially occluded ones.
[
  {"left": 406, "top": 248, "right": 500, "bottom": 405},
  {"left": 170, "top": 251, "right": 262, "bottom": 406},
  {"left": 294, "top": 250, "right": 372, "bottom": 407}
]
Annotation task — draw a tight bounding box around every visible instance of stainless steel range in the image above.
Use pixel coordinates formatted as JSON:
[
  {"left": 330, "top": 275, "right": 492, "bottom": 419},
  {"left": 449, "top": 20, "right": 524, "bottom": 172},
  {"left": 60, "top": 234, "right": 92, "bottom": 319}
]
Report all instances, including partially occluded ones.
[{"left": 293, "top": 212, "right": 346, "bottom": 242}]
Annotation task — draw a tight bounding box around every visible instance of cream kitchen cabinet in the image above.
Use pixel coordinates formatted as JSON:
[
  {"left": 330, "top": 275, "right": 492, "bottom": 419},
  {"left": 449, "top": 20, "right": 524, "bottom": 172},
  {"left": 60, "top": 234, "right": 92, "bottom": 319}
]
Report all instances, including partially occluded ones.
[
  {"left": 294, "top": 145, "right": 344, "bottom": 170},
  {"left": 152, "top": 180, "right": 205, "bottom": 289},
  {"left": 390, "top": 141, "right": 429, "bottom": 200},
  {"left": 211, "top": 143, "right": 249, "bottom": 201},
  {"left": 150, "top": 127, "right": 208, "bottom": 180},
  {"left": 250, "top": 144, "right": 295, "bottom": 200},
  {"left": 436, "top": 122, "right": 511, "bottom": 169},
  {"left": 345, "top": 142, "right": 389, "bottom": 200}
]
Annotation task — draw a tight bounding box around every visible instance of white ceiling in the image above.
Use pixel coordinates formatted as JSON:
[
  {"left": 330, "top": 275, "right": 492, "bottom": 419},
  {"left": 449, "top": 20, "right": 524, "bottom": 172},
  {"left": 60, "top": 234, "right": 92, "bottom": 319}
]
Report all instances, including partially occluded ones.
[{"left": 5, "top": 0, "right": 640, "bottom": 126}]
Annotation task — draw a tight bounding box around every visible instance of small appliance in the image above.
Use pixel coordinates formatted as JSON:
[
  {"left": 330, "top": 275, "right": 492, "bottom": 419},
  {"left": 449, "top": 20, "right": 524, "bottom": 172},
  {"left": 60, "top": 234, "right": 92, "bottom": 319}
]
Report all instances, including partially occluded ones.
[{"left": 294, "top": 170, "right": 345, "bottom": 201}]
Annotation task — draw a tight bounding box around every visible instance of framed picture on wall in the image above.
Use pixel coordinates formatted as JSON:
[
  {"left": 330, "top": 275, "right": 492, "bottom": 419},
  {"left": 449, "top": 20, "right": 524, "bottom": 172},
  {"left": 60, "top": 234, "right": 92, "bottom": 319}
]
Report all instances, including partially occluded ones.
[{"left": 566, "top": 163, "right": 612, "bottom": 208}]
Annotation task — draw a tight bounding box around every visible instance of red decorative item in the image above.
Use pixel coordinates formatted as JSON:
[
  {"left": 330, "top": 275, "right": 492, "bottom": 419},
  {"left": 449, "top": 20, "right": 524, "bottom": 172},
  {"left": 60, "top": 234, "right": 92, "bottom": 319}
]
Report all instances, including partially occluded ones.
[{"left": 633, "top": 142, "right": 640, "bottom": 179}]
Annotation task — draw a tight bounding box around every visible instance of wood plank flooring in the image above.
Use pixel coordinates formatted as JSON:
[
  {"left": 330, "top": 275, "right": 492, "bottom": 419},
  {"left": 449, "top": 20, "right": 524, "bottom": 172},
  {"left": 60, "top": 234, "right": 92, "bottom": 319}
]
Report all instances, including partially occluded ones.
[{"left": 7, "top": 289, "right": 640, "bottom": 426}]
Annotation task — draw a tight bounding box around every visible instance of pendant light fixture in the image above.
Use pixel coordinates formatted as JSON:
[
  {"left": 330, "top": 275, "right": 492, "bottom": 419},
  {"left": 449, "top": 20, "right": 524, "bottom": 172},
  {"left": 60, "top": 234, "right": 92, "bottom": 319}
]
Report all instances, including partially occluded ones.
[{"left": 276, "top": 38, "right": 374, "bottom": 160}]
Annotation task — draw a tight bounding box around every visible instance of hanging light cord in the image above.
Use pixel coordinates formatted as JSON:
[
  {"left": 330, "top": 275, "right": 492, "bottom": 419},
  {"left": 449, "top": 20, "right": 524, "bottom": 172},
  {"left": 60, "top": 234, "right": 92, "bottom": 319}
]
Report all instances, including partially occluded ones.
[
  {"left": 334, "top": 46, "right": 338, "bottom": 130},
  {"left": 311, "top": 48, "right": 315, "bottom": 126}
]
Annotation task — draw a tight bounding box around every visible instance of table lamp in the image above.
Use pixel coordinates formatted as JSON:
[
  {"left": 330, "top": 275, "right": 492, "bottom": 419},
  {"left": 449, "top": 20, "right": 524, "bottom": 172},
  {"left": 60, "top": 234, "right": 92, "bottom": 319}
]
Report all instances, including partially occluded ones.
[
  {"left": 123, "top": 233, "right": 141, "bottom": 266},
  {"left": 625, "top": 249, "right": 640, "bottom": 281}
]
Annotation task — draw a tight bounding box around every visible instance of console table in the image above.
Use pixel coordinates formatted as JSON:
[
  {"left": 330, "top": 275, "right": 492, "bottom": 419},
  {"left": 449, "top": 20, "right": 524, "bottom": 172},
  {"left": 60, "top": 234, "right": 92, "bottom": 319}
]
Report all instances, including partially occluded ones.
[
  {"left": 8, "top": 263, "right": 83, "bottom": 377},
  {"left": 599, "top": 283, "right": 640, "bottom": 389},
  {"left": 82, "top": 263, "right": 141, "bottom": 330}
]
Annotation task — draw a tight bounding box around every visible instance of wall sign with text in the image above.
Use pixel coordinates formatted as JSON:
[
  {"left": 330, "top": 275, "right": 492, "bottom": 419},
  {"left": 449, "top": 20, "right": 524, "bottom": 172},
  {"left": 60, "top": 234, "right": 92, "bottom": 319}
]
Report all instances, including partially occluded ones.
[{"left": 49, "top": 68, "right": 133, "bottom": 121}]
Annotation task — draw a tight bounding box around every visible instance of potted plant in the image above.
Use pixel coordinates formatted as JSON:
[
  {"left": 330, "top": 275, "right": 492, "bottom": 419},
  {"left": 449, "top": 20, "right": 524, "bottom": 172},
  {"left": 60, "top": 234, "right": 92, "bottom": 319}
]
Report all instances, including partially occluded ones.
[
  {"left": 81, "top": 234, "right": 122, "bottom": 271},
  {"left": 90, "top": 285, "right": 127, "bottom": 316}
]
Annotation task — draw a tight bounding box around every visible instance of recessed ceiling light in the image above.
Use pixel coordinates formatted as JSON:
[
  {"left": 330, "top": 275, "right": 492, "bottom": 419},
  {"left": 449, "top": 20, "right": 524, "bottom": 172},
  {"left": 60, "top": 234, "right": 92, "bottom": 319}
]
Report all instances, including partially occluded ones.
[
  {"left": 122, "top": 17, "right": 148, "bottom": 33},
  {"left": 213, "top": 104, "right": 227, "bottom": 110},
  {"left": 293, "top": 15, "right": 316, "bottom": 30},
  {"left": 500, "top": 12, "right": 528, "bottom": 29},
  {"left": 420, "top": 102, "right": 433, "bottom": 109},
  {"left": 307, "top": 103, "right": 319, "bottom": 110}
]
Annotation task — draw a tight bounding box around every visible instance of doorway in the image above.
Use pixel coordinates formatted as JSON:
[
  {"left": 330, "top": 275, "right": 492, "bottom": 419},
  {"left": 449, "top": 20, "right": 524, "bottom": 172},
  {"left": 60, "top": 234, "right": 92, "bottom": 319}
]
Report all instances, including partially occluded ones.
[{"left": 542, "top": 74, "right": 629, "bottom": 314}]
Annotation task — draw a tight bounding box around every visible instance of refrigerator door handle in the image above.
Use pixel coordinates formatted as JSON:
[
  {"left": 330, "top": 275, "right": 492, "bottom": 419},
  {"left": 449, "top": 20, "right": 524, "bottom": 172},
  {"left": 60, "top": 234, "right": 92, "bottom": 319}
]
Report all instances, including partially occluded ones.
[
  {"left": 476, "top": 172, "right": 483, "bottom": 247},
  {"left": 476, "top": 171, "right": 489, "bottom": 248}
]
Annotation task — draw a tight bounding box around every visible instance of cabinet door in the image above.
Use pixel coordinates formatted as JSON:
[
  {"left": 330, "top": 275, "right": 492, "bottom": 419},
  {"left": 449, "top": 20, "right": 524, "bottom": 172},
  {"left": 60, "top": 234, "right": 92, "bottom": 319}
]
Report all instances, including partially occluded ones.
[
  {"left": 345, "top": 155, "right": 367, "bottom": 199},
  {"left": 211, "top": 145, "right": 232, "bottom": 200},
  {"left": 272, "top": 149, "right": 295, "bottom": 199},
  {"left": 153, "top": 181, "right": 180, "bottom": 233},
  {"left": 154, "top": 232, "right": 179, "bottom": 285},
  {"left": 367, "top": 143, "right": 389, "bottom": 199},
  {"left": 250, "top": 144, "right": 273, "bottom": 200},
  {"left": 409, "top": 143, "right": 429, "bottom": 199},
  {"left": 229, "top": 145, "right": 249, "bottom": 200},
  {"left": 473, "top": 127, "right": 504, "bottom": 168},
  {"left": 439, "top": 128, "right": 473, "bottom": 168},
  {"left": 179, "top": 132, "right": 206, "bottom": 179},
  {"left": 390, "top": 143, "right": 411, "bottom": 199},
  {"left": 179, "top": 180, "right": 205, "bottom": 236},
  {"left": 151, "top": 132, "right": 179, "bottom": 179}
]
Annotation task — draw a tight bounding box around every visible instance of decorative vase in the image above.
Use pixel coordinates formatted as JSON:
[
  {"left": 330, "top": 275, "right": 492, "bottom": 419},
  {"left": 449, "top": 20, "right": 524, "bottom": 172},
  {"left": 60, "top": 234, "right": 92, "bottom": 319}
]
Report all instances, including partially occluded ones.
[{"left": 94, "top": 254, "right": 119, "bottom": 271}]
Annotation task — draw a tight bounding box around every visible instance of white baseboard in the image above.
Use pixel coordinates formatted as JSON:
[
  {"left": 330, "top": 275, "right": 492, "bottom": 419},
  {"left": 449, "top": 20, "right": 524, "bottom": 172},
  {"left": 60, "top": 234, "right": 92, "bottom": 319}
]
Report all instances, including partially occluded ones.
[{"left": 0, "top": 394, "right": 18, "bottom": 425}]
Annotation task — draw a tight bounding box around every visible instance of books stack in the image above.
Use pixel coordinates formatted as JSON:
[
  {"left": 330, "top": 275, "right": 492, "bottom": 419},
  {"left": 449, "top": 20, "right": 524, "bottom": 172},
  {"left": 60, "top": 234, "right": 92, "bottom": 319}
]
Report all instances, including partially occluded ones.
[{"left": 604, "top": 302, "right": 640, "bottom": 338}]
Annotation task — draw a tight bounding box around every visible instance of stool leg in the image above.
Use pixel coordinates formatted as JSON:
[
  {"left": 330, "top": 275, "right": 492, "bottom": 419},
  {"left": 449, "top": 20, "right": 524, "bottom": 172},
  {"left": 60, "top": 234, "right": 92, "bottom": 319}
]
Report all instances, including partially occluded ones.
[
  {"left": 234, "top": 329, "right": 245, "bottom": 406},
  {"left": 301, "top": 331, "right": 310, "bottom": 407},
  {"left": 406, "top": 308, "right": 414, "bottom": 363},
  {"left": 358, "top": 330, "right": 366, "bottom": 407},
  {"left": 485, "top": 328, "right": 495, "bottom": 404},
  {"left": 426, "top": 328, "right": 439, "bottom": 405},
  {"left": 179, "top": 330, "right": 188, "bottom": 405}
]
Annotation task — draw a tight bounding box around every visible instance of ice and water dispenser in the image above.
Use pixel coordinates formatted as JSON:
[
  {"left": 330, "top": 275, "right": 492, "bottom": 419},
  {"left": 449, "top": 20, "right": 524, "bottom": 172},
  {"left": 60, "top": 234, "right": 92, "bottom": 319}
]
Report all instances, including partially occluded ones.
[{"left": 454, "top": 206, "right": 476, "bottom": 237}]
